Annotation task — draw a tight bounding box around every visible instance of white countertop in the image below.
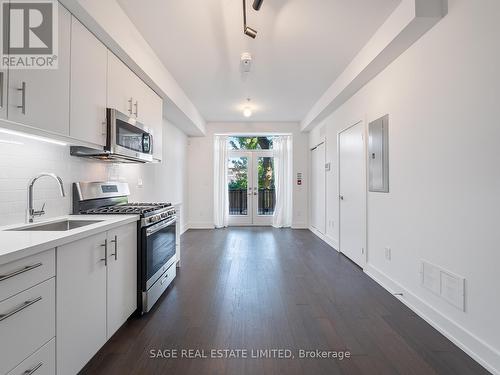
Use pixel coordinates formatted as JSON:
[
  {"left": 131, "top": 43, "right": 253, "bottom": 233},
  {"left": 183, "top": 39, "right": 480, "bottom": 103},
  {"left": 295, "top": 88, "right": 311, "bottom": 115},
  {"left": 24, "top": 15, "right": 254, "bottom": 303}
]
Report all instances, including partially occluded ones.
[{"left": 0, "top": 215, "right": 139, "bottom": 265}]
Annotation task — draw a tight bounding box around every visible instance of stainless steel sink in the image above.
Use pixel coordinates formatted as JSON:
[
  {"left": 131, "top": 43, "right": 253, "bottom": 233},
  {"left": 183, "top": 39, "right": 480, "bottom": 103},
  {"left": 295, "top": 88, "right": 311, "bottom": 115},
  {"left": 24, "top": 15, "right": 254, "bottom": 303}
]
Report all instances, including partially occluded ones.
[{"left": 8, "top": 220, "right": 103, "bottom": 232}]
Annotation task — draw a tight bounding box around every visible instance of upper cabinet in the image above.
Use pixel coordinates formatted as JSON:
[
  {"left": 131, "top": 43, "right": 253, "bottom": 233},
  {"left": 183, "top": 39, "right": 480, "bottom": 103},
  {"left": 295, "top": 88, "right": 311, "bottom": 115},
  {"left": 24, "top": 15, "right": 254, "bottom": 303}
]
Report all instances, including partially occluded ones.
[
  {"left": 108, "top": 52, "right": 163, "bottom": 161},
  {"left": 7, "top": 4, "right": 71, "bottom": 135},
  {"left": 136, "top": 79, "right": 163, "bottom": 161},
  {"left": 107, "top": 52, "right": 139, "bottom": 118},
  {"left": 0, "top": 4, "right": 164, "bottom": 162},
  {"left": 69, "top": 17, "right": 107, "bottom": 146}
]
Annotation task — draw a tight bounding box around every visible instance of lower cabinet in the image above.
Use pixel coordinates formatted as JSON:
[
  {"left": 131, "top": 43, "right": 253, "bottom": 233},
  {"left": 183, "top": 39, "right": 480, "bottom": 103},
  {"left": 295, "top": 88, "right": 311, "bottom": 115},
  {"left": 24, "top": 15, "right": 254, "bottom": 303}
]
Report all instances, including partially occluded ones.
[
  {"left": 106, "top": 223, "right": 137, "bottom": 338},
  {"left": 56, "top": 231, "right": 107, "bottom": 375},
  {"left": 0, "top": 278, "right": 55, "bottom": 375},
  {"left": 57, "top": 222, "right": 137, "bottom": 375},
  {"left": 7, "top": 338, "right": 55, "bottom": 375}
]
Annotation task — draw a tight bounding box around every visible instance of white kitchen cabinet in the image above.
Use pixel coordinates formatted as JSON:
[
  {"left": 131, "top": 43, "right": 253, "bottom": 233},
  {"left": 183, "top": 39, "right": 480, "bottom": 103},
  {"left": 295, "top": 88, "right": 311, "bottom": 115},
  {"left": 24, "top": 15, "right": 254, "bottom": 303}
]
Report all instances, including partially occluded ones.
[
  {"left": 56, "top": 231, "right": 107, "bottom": 375},
  {"left": 0, "top": 68, "right": 6, "bottom": 119},
  {"left": 106, "top": 222, "right": 137, "bottom": 338},
  {"left": 107, "top": 52, "right": 138, "bottom": 117},
  {"left": 138, "top": 81, "right": 163, "bottom": 161},
  {"left": 7, "top": 4, "right": 71, "bottom": 135},
  {"left": 0, "top": 248, "right": 55, "bottom": 302},
  {"left": 0, "top": 278, "right": 55, "bottom": 375},
  {"left": 57, "top": 222, "right": 138, "bottom": 374},
  {"left": 108, "top": 51, "right": 163, "bottom": 161},
  {"left": 69, "top": 16, "right": 107, "bottom": 146},
  {"left": 6, "top": 338, "right": 55, "bottom": 375}
]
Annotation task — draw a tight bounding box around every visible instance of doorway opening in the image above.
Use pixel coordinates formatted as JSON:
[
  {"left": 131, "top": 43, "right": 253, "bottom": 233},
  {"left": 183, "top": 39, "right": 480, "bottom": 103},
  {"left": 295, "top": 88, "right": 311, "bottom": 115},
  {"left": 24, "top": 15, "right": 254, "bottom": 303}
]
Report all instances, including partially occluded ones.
[{"left": 227, "top": 136, "right": 276, "bottom": 226}]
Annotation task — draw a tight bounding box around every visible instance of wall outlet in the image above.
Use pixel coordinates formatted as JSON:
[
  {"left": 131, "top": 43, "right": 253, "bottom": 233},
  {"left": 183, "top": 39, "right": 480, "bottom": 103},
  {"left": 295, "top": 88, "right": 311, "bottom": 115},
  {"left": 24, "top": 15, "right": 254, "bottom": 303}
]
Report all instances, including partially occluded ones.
[
  {"left": 137, "top": 178, "right": 143, "bottom": 188},
  {"left": 384, "top": 247, "right": 391, "bottom": 261}
]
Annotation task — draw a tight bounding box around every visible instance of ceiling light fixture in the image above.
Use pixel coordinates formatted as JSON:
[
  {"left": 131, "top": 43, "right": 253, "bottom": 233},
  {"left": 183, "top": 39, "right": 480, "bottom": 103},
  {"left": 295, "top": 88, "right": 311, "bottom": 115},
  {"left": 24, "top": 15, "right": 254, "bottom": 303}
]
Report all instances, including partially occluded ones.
[
  {"left": 242, "top": 0, "right": 257, "bottom": 39},
  {"left": 252, "top": 0, "right": 264, "bottom": 11},
  {"left": 243, "top": 98, "right": 253, "bottom": 117}
]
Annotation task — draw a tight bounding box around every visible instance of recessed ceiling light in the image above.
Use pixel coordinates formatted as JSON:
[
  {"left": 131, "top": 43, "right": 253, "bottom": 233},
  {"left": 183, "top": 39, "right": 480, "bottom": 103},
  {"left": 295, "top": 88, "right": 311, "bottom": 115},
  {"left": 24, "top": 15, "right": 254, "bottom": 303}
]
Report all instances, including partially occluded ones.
[
  {"left": 243, "top": 107, "right": 252, "bottom": 118},
  {"left": 243, "top": 98, "right": 253, "bottom": 117}
]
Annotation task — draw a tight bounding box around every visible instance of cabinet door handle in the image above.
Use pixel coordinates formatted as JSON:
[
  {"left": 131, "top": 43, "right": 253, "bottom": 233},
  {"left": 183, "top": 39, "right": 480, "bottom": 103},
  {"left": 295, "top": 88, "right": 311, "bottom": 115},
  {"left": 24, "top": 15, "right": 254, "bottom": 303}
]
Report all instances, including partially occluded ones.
[
  {"left": 0, "top": 71, "right": 4, "bottom": 109},
  {"left": 17, "top": 81, "right": 26, "bottom": 114},
  {"left": 128, "top": 97, "right": 133, "bottom": 115},
  {"left": 0, "top": 262, "right": 42, "bottom": 282},
  {"left": 134, "top": 100, "right": 138, "bottom": 117},
  {"left": 100, "top": 239, "right": 108, "bottom": 266},
  {"left": 110, "top": 235, "right": 118, "bottom": 260},
  {"left": 23, "top": 362, "right": 43, "bottom": 375},
  {"left": 0, "top": 296, "right": 42, "bottom": 322}
]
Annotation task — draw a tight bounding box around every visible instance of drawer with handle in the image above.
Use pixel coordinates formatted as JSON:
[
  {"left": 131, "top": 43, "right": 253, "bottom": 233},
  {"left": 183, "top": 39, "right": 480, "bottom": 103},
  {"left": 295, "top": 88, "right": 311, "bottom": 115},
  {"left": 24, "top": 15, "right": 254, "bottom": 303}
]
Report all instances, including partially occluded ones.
[
  {"left": 7, "top": 337, "right": 55, "bottom": 375},
  {"left": 0, "top": 278, "right": 55, "bottom": 375},
  {"left": 0, "top": 249, "right": 55, "bottom": 302}
]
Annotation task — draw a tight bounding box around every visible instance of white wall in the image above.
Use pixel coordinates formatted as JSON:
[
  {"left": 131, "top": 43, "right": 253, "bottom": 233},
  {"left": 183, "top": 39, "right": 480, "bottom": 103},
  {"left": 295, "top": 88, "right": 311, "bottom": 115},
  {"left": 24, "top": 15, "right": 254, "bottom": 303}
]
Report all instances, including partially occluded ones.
[
  {"left": 308, "top": 0, "right": 500, "bottom": 372},
  {"left": 187, "top": 122, "right": 308, "bottom": 229},
  {"left": 0, "top": 119, "right": 188, "bottom": 232}
]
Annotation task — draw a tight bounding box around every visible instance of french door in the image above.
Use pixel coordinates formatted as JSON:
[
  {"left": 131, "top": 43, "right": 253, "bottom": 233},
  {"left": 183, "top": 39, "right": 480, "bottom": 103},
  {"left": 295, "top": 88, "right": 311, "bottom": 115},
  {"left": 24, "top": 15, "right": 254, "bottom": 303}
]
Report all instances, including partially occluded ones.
[{"left": 228, "top": 151, "right": 276, "bottom": 226}]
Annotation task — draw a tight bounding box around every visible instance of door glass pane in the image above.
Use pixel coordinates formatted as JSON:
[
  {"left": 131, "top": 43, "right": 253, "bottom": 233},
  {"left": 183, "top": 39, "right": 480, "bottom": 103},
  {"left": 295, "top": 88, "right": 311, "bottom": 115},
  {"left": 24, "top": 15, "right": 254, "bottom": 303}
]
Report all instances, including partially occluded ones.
[
  {"left": 257, "top": 157, "right": 275, "bottom": 216},
  {"left": 227, "top": 137, "right": 274, "bottom": 150},
  {"left": 228, "top": 157, "right": 248, "bottom": 215}
]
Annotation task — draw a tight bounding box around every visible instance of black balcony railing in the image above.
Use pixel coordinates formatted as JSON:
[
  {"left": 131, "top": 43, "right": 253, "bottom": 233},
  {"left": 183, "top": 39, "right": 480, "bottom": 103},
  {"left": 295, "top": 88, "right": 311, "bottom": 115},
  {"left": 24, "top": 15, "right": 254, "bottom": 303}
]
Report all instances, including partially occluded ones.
[
  {"left": 228, "top": 189, "right": 276, "bottom": 215},
  {"left": 229, "top": 189, "right": 248, "bottom": 215},
  {"left": 258, "top": 188, "right": 276, "bottom": 215}
]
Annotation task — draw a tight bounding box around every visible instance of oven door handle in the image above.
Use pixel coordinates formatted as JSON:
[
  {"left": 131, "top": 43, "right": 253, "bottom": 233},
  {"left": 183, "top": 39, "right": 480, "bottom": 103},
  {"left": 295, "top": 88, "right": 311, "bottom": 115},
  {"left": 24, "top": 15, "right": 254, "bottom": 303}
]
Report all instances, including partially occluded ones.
[{"left": 146, "top": 218, "right": 176, "bottom": 236}]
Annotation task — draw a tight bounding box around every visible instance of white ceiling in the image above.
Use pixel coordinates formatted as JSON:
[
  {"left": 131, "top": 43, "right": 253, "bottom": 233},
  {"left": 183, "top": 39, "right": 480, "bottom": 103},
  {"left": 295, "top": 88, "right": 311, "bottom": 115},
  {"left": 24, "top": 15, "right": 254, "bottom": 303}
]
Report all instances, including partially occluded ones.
[{"left": 117, "top": 0, "right": 400, "bottom": 122}]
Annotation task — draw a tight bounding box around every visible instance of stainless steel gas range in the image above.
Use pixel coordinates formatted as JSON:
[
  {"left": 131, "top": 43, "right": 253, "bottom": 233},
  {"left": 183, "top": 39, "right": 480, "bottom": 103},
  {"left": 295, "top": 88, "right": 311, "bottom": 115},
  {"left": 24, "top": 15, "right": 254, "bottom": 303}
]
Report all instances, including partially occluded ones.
[{"left": 72, "top": 181, "right": 177, "bottom": 314}]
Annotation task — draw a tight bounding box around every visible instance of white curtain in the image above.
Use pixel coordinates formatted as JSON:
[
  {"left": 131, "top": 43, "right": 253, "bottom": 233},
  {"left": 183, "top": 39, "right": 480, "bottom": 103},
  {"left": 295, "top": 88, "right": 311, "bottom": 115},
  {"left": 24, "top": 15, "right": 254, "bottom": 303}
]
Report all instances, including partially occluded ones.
[
  {"left": 214, "top": 135, "right": 229, "bottom": 228},
  {"left": 273, "top": 135, "right": 293, "bottom": 228}
]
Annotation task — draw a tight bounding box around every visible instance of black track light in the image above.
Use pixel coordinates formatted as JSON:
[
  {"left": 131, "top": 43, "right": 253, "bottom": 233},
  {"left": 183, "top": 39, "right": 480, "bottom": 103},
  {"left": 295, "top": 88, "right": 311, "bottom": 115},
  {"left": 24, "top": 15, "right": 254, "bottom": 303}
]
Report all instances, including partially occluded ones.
[
  {"left": 253, "top": 0, "right": 264, "bottom": 11},
  {"left": 244, "top": 26, "right": 257, "bottom": 39},
  {"left": 242, "top": 0, "right": 258, "bottom": 39}
]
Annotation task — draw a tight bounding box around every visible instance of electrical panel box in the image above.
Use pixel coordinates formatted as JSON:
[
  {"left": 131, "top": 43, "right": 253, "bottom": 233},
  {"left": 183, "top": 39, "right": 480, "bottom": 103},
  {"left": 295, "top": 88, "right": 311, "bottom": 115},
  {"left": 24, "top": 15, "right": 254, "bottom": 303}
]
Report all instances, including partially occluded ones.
[{"left": 368, "top": 114, "right": 389, "bottom": 192}]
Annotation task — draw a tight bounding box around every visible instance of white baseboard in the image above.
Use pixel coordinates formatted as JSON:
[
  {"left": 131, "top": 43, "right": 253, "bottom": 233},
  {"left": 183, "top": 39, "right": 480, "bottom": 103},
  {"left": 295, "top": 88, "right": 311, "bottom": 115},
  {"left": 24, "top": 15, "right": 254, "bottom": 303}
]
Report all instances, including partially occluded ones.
[
  {"left": 180, "top": 223, "right": 189, "bottom": 235},
  {"left": 292, "top": 222, "right": 309, "bottom": 229},
  {"left": 308, "top": 226, "right": 339, "bottom": 251},
  {"left": 365, "top": 264, "right": 500, "bottom": 375},
  {"left": 187, "top": 222, "right": 215, "bottom": 230}
]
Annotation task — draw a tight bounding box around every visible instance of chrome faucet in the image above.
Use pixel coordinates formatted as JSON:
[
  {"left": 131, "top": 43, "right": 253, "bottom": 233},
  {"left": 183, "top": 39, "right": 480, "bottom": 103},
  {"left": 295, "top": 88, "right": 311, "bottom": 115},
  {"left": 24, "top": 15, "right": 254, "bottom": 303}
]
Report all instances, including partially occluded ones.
[{"left": 26, "top": 173, "right": 66, "bottom": 223}]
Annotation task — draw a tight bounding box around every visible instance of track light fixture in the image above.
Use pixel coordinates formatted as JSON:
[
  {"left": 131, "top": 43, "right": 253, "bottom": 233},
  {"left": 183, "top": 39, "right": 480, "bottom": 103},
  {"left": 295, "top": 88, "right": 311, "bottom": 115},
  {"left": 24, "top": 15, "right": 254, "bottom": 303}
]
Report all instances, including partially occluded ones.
[
  {"left": 252, "top": 0, "right": 264, "bottom": 11},
  {"left": 242, "top": 0, "right": 258, "bottom": 39}
]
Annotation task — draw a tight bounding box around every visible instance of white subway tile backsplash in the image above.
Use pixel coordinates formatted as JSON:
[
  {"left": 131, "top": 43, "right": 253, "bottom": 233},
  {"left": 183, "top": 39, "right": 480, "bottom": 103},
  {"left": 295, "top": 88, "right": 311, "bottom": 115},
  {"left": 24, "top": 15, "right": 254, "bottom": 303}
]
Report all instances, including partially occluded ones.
[{"left": 0, "top": 120, "right": 187, "bottom": 228}]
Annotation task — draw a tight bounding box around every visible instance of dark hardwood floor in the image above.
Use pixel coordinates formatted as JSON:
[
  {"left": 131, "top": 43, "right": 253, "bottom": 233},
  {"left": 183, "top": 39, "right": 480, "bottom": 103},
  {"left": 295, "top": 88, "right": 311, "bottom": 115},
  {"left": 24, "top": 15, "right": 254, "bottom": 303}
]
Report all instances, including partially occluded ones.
[{"left": 82, "top": 228, "right": 489, "bottom": 375}]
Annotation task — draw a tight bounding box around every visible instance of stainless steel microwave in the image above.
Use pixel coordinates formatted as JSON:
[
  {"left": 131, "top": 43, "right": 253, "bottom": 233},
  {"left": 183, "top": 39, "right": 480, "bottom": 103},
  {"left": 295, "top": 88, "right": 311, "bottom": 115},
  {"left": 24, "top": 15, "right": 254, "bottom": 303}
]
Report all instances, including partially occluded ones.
[{"left": 70, "top": 108, "right": 154, "bottom": 163}]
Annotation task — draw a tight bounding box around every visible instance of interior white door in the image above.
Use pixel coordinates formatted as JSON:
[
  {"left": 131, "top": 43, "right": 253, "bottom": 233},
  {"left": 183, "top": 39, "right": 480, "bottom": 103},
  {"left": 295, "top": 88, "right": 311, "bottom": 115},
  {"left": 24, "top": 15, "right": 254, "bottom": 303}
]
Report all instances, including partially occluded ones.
[
  {"left": 339, "top": 121, "right": 366, "bottom": 267},
  {"left": 311, "top": 143, "right": 326, "bottom": 234}
]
